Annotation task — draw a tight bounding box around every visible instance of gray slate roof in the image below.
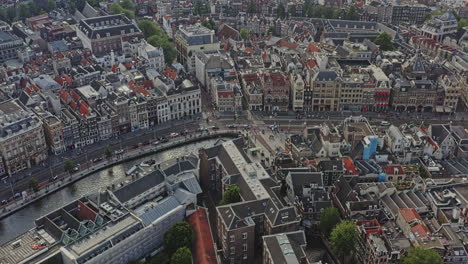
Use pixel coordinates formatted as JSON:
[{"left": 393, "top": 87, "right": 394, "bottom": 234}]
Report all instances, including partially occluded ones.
[{"left": 113, "top": 170, "right": 165, "bottom": 203}]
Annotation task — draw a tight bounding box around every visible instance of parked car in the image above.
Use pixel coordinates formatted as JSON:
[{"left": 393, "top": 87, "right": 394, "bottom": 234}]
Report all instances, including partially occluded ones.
[
  {"left": 114, "top": 149, "right": 124, "bottom": 155},
  {"left": 160, "top": 137, "right": 169, "bottom": 143},
  {"left": 170, "top": 132, "right": 179, "bottom": 138},
  {"left": 227, "top": 124, "right": 237, "bottom": 129},
  {"left": 210, "top": 126, "right": 220, "bottom": 130},
  {"left": 380, "top": 121, "right": 390, "bottom": 126}
]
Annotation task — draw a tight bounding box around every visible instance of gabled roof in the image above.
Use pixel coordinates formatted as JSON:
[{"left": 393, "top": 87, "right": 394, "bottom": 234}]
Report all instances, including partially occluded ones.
[
  {"left": 399, "top": 208, "right": 422, "bottom": 222},
  {"left": 315, "top": 71, "right": 338, "bottom": 82}
]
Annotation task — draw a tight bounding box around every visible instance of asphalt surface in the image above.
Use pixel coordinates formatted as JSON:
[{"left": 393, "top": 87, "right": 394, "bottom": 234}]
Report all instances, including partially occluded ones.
[
  {"left": 0, "top": 120, "right": 199, "bottom": 202},
  {"left": 2, "top": 101, "right": 466, "bottom": 203}
]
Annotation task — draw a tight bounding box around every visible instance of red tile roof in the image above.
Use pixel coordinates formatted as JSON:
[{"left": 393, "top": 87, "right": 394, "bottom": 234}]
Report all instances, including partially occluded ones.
[
  {"left": 277, "top": 39, "right": 298, "bottom": 49},
  {"left": 60, "top": 89, "right": 70, "bottom": 103},
  {"left": 25, "top": 87, "right": 32, "bottom": 95},
  {"left": 384, "top": 165, "right": 405, "bottom": 175},
  {"left": 307, "top": 43, "right": 321, "bottom": 55},
  {"left": 79, "top": 101, "right": 90, "bottom": 117},
  {"left": 307, "top": 59, "right": 317, "bottom": 69},
  {"left": 70, "top": 101, "right": 77, "bottom": 110},
  {"left": 343, "top": 157, "right": 359, "bottom": 175},
  {"left": 71, "top": 90, "right": 81, "bottom": 102},
  {"left": 188, "top": 208, "right": 217, "bottom": 264},
  {"left": 411, "top": 224, "right": 429, "bottom": 238},
  {"left": 400, "top": 208, "right": 422, "bottom": 222}
]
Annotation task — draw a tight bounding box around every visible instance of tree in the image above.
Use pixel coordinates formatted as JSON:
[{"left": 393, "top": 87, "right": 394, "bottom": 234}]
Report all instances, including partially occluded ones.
[
  {"left": 247, "top": 0, "right": 256, "bottom": 14},
  {"left": 277, "top": 3, "right": 285, "bottom": 19},
  {"left": 220, "top": 185, "right": 241, "bottom": 205},
  {"left": 345, "top": 6, "right": 358, "bottom": 20},
  {"left": 148, "top": 251, "right": 170, "bottom": 264},
  {"left": 122, "top": 9, "right": 135, "bottom": 19},
  {"left": 289, "top": 5, "right": 296, "bottom": 17},
  {"left": 401, "top": 247, "right": 443, "bottom": 264},
  {"left": 110, "top": 2, "right": 124, "bottom": 14},
  {"left": 374, "top": 32, "right": 394, "bottom": 51},
  {"left": 137, "top": 20, "right": 162, "bottom": 38},
  {"left": 201, "top": 18, "right": 215, "bottom": 30},
  {"left": 303, "top": 0, "right": 311, "bottom": 17},
  {"left": 48, "top": 0, "right": 56, "bottom": 11},
  {"left": 64, "top": 160, "right": 75, "bottom": 173},
  {"left": 0, "top": 9, "right": 7, "bottom": 22},
  {"left": 105, "top": 146, "right": 113, "bottom": 159},
  {"left": 319, "top": 207, "right": 341, "bottom": 237},
  {"left": 6, "top": 7, "right": 16, "bottom": 22},
  {"left": 164, "top": 222, "right": 193, "bottom": 256},
  {"left": 120, "top": 0, "right": 134, "bottom": 10},
  {"left": 194, "top": 0, "right": 203, "bottom": 15},
  {"left": 240, "top": 28, "right": 249, "bottom": 40},
  {"left": 459, "top": 19, "right": 468, "bottom": 30},
  {"left": 27, "top": 1, "right": 38, "bottom": 16},
  {"left": 170, "top": 247, "right": 192, "bottom": 264},
  {"left": 330, "top": 221, "right": 358, "bottom": 263},
  {"left": 19, "top": 3, "right": 31, "bottom": 20},
  {"left": 29, "top": 177, "right": 39, "bottom": 192}
]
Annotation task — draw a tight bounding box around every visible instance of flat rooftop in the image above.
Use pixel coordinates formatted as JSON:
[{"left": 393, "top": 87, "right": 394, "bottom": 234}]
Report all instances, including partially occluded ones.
[
  {"left": 68, "top": 215, "right": 139, "bottom": 256},
  {"left": 0, "top": 230, "right": 49, "bottom": 264}
]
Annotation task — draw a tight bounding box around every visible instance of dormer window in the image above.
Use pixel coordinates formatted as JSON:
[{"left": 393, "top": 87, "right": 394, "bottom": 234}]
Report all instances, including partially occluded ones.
[{"left": 96, "top": 34, "right": 100, "bottom": 39}]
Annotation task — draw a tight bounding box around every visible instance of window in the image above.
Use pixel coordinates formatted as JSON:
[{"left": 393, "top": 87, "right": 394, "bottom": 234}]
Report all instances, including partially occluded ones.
[
  {"left": 230, "top": 246, "right": 235, "bottom": 255},
  {"left": 243, "top": 244, "right": 247, "bottom": 251},
  {"left": 243, "top": 254, "right": 248, "bottom": 260},
  {"left": 242, "top": 233, "right": 247, "bottom": 239},
  {"left": 230, "top": 235, "right": 235, "bottom": 242}
]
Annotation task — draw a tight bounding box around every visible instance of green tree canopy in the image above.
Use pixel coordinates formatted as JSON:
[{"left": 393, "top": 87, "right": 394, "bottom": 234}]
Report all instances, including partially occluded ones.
[
  {"left": 138, "top": 19, "right": 176, "bottom": 64},
  {"left": 120, "top": 0, "right": 134, "bottom": 10},
  {"left": 220, "top": 185, "right": 241, "bottom": 205},
  {"left": 401, "top": 247, "right": 443, "bottom": 264},
  {"left": 164, "top": 222, "right": 193, "bottom": 256},
  {"left": 105, "top": 146, "right": 113, "bottom": 159},
  {"left": 170, "top": 247, "right": 192, "bottom": 264},
  {"left": 247, "top": 0, "right": 256, "bottom": 14},
  {"left": 148, "top": 251, "right": 170, "bottom": 264},
  {"left": 29, "top": 177, "right": 39, "bottom": 192},
  {"left": 110, "top": 2, "right": 134, "bottom": 19},
  {"left": 277, "top": 3, "right": 285, "bottom": 19},
  {"left": 48, "top": 0, "right": 57, "bottom": 11},
  {"left": 459, "top": 19, "right": 468, "bottom": 30},
  {"left": 374, "top": 32, "right": 394, "bottom": 51},
  {"left": 201, "top": 18, "right": 215, "bottom": 30},
  {"left": 330, "top": 221, "right": 358, "bottom": 262},
  {"left": 240, "top": 28, "right": 249, "bottom": 40},
  {"left": 319, "top": 207, "right": 341, "bottom": 237},
  {"left": 345, "top": 6, "right": 359, "bottom": 20},
  {"left": 64, "top": 160, "right": 75, "bottom": 173},
  {"left": 19, "top": 3, "right": 31, "bottom": 20}
]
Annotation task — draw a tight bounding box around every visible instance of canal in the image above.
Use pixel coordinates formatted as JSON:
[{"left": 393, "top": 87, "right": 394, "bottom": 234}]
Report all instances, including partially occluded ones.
[{"left": 0, "top": 139, "right": 221, "bottom": 245}]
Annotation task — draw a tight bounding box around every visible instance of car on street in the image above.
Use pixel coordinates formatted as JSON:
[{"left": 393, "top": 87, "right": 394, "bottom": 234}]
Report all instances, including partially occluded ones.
[
  {"left": 72, "top": 166, "right": 79, "bottom": 173},
  {"left": 170, "top": 132, "right": 179, "bottom": 138},
  {"left": 1, "top": 199, "right": 7, "bottom": 205},
  {"left": 152, "top": 140, "right": 160, "bottom": 145},
  {"left": 51, "top": 175, "right": 59, "bottom": 181},
  {"left": 198, "top": 127, "right": 208, "bottom": 132},
  {"left": 114, "top": 149, "right": 124, "bottom": 155},
  {"left": 160, "top": 137, "right": 169, "bottom": 143},
  {"left": 227, "top": 124, "right": 237, "bottom": 129},
  {"left": 93, "top": 157, "right": 103, "bottom": 163},
  {"left": 209, "top": 126, "right": 220, "bottom": 130},
  {"left": 380, "top": 121, "right": 391, "bottom": 126}
]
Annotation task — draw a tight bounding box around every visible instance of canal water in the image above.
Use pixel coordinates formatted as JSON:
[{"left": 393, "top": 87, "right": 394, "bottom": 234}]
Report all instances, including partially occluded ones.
[{"left": 0, "top": 139, "right": 221, "bottom": 245}]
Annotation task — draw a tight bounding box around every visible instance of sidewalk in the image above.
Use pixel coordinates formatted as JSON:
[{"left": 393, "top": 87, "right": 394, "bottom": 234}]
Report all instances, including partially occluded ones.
[{"left": 0, "top": 130, "right": 239, "bottom": 220}]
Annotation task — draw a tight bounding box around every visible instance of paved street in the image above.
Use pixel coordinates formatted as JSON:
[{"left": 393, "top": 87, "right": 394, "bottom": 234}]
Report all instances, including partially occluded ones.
[{"left": 0, "top": 119, "right": 200, "bottom": 202}]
